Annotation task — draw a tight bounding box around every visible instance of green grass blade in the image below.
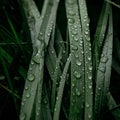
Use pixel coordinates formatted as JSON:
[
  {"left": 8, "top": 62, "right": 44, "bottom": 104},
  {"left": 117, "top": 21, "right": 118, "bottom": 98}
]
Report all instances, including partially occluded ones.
[
  {"left": 41, "top": 85, "right": 52, "bottom": 120},
  {"left": 51, "top": 48, "right": 63, "bottom": 112},
  {"left": 66, "top": 0, "right": 85, "bottom": 119},
  {"left": 94, "top": 8, "right": 113, "bottom": 120},
  {"left": 92, "top": 2, "right": 110, "bottom": 74},
  {"left": 20, "top": 0, "right": 60, "bottom": 119},
  {"left": 53, "top": 54, "right": 71, "bottom": 120},
  {"left": 78, "top": 0, "right": 93, "bottom": 119}
]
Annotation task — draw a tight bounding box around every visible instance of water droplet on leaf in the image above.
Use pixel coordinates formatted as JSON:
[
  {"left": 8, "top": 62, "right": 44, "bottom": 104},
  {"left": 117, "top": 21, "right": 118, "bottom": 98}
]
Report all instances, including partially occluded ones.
[
  {"left": 76, "top": 60, "right": 82, "bottom": 66},
  {"left": 74, "top": 71, "right": 81, "bottom": 79},
  {"left": 26, "top": 93, "right": 31, "bottom": 98},
  {"left": 27, "top": 73, "right": 35, "bottom": 81}
]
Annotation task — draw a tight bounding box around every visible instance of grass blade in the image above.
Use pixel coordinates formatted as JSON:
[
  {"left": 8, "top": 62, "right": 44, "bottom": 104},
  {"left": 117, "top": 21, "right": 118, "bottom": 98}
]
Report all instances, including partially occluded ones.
[
  {"left": 94, "top": 8, "right": 113, "bottom": 120},
  {"left": 66, "top": 0, "right": 85, "bottom": 119},
  {"left": 92, "top": 2, "right": 110, "bottom": 75},
  {"left": 53, "top": 54, "right": 71, "bottom": 120},
  {"left": 51, "top": 48, "right": 63, "bottom": 112},
  {"left": 20, "top": 0, "right": 60, "bottom": 119},
  {"left": 78, "top": 0, "right": 93, "bottom": 119}
]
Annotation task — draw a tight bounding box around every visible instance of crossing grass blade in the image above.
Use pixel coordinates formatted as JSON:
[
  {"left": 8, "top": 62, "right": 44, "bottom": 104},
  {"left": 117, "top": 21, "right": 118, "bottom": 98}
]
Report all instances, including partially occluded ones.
[
  {"left": 94, "top": 8, "right": 113, "bottom": 120},
  {"left": 19, "top": 0, "right": 60, "bottom": 119},
  {"left": 51, "top": 48, "right": 63, "bottom": 112},
  {"left": 53, "top": 54, "right": 71, "bottom": 120}
]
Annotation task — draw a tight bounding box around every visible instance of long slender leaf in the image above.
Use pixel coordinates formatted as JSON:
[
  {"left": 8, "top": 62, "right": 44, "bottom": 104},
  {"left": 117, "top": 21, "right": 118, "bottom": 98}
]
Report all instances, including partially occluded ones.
[
  {"left": 53, "top": 54, "right": 71, "bottom": 120},
  {"left": 94, "top": 8, "right": 113, "bottom": 120},
  {"left": 66, "top": 0, "right": 85, "bottom": 119},
  {"left": 78, "top": 0, "right": 93, "bottom": 119}
]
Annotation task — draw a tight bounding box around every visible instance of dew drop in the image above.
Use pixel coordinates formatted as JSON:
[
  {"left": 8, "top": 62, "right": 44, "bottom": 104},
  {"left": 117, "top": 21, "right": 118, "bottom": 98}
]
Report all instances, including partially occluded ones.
[
  {"left": 88, "top": 66, "right": 92, "bottom": 71},
  {"left": 25, "top": 86, "right": 29, "bottom": 90},
  {"left": 21, "top": 102, "right": 24, "bottom": 106},
  {"left": 76, "top": 91, "right": 81, "bottom": 96},
  {"left": 31, "top": 61, "right": 34, "bottom": 65},
  {"left": 36, "top": 112, "right": 39, "bottom": 116},
  {"left": 72, "top": 45, "right": 78, "bottom": 51},
  {"left": 26, "top": 93, "right": 31, "bottom": 98},
  {"left": 68, "top": 18, "right": 75, "bottom": 24},
  {"left": 29, "top": 67, "right": 32, "bottom": 71},
  {"left": 75, "top": 54, "right": 79, "bottom": 58},
  {"left": 80, "top": 40, "right": 83, "bottom": 44},
  {"left": 51, "top": 50, "right": 54, "bottom": 54},
  {"left": 85, "top": 31, "right": 89, "bottom": 35},
  {"left": 54, "top": 108, "right": 57, "bottom": 112},
  {"left": 88, "top": 85, "right": 92, "bottom": 89},
  {"left": 98, "top": 87, "right": 101, "bottom": 90},
  {"left": 67, "top": 0, "right": 75, "bottom": 4},
  {"left": 81, "top": 51, "right": 84, "bottom": 54},
  {"left": 68, "top": 10, "right": 75, "bottom": 16},
  {"left": 76, "top": 60, "right": 82, "bottom": 66},
  {"left": 74, "top": 37, "right": 78, "bottom": 42},
  {"left": 87, "top": 57, "right": 91, "bottom": 61},
  {"left": 72, "top": 83, "right": 75, "bottom": 87},
  {"left": 88, "top": 75, "right": 92, "bottom": 80},
  {"left": 88, "top": 114, "right": 92, "bottom": 118},
  {"left": 87, "top": 23, "right": 89, "bottom": 26},
  {"left": 86, "top": 103, "right": 90, "bottom": 108},
  {"left": 72, "top": 30, "right": 78, "bottom": 35},
  {"left": 99, "top": 66, "right": 106, "bottom": 73},
  {"left": 32, "top": 55, "right": 40, "bottom": 64},
  {"left": 56, "top": 97, "right": 59, "bottom": 100},
  {"left": 74, "top": 71, "right": 81, "bottom": 79},
  {"left": 101, "top": 57, "right": 108, "bottom": 63},
  {"left": 27, "top": 73, "right": 35, "bottom": 81},
  {"left": 20, "top": 113, "right": 26, "bottom": 120}
]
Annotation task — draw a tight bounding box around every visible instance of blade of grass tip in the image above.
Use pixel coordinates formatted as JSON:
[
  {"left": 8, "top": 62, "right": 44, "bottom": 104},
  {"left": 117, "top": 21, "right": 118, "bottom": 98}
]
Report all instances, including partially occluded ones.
[
  {"left": 66, "top": 0, "right": 85, "bottom": 119},
  {"left": 94, "top": 8, "right": 113, "bottom": 120},
  {"left": 78, "top": 0, "right": 93, "bottom": 119},
  {"left": 54, "top": 27, "right": 67, "bottom": 66},
  {"left": 107, "top": 92, "right": 120, "bottom": 120},
  {"left": 0, "top": 83, "right": 20, "bottom": 99},
  {"left": 53, "top": 54, "right": 71, "bottom": 120},
  {"left": 92, "top": 2, "right": 110, "bottom": 76},
  {"left": 41, "top": 85, "right": 52, "bottom": 120},
  {"left": 51, "top": 47, "right": 63, "bottom": 112},
  {"left": 45, "top": 30, "right": 57, "bottom": 80},
  {"left": 105, "top": 0, "right": 120, "bottom": 8}
]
